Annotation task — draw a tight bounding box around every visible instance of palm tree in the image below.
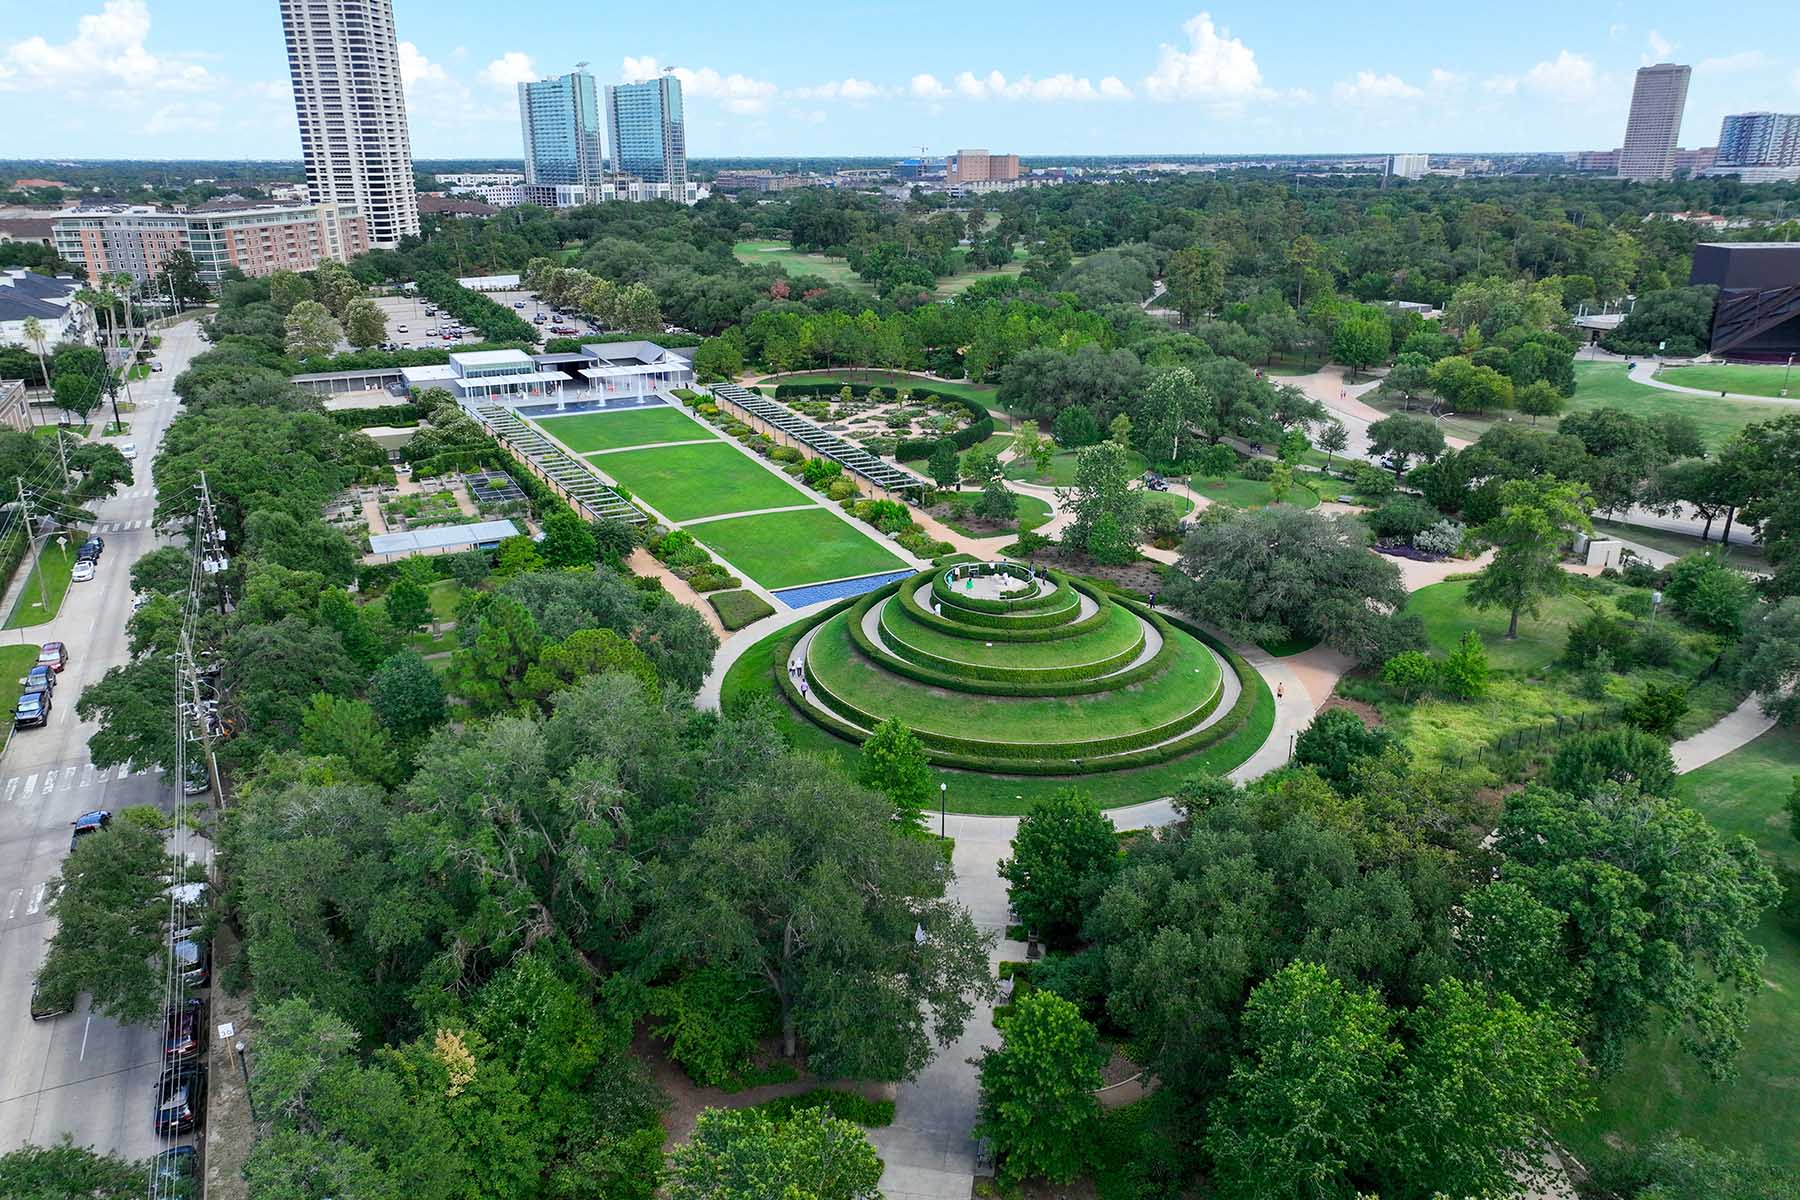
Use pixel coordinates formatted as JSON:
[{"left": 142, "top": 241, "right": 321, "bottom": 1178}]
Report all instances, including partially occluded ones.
[
  {"left": 19, "top": 316, "right": 46, "bottom": 427},
  {"left": 108, "top": 272, "right": 135, "bottom": 345}
]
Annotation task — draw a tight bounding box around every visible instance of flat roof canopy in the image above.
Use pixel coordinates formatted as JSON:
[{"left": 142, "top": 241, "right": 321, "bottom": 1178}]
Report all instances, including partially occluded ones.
[
  {"left": 460, "top": 370, "right": 569, "bottom": 386},
  {"left": 369, "top": 518, "right": 520, "bottom": 555}
]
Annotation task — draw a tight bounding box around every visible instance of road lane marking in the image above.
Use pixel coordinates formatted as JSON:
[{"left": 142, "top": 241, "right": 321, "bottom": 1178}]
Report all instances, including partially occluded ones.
[
  {"left": 41, "top": 772, "right": 55, "bottom": 795},
  {"left": 22, "top": 773, "right": 36, "bottom": 796},
  {"left": 6, "top": 888, "right": 19, "bottom": 919},
  {"left": 79, "top": 764, "right": 93, "bottom": 787},
  {"left": 4, "top": 777, "right": 17, "bottom": 804},
  {"left": 61, "top": 766, "right": 75, "bottom": 790},
  {"left": 80, "top": 1015, "right": 91, "bottom": 1060},
  {"left": 27, "top": 882, "right": 46, "bottom": 914}
]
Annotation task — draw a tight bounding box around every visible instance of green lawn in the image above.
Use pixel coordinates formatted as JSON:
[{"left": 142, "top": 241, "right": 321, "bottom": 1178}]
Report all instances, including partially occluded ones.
[
  {"left": 1592, "top": 518, "right": 1766, "bottom": 568},
  {"left": 1656, "top": 362, "right": 1799, "bottom": 399},
  {"left": 937, "top": 491, "right": 1053, "bottom": 538},
  {"left": 1006, "top": 448, "right": 1149, "bottom": 488},
  {"left": 1404, "top": 578, "right": 1595, "bottom": 673},
  {"left": 720, "top": 622, "right": 1275, "bottom": 815},
  {"left": 878, "top": 596, "right": 1143, "bottom": 669},
  {"left": 1564, "top": 361, "right": 1789, "bottom": 451},
  {"left": 1187, "top": 476, "right": 1320, "bottom": 511},
  {"left": 690, "top": 508, "right": 907, "bottom": 590},
  {"left": 33, "top": 423, "right": 90, "bottom": 440},
  {"left": 1560, "top": 726, "right": 1800, "bottom": 1170},
  {"left": 732, "top": 241, "right": 870, "bottom": 290},
  {"left": 0, "top": 642, "right": 43, "bottom": 688},
  {"left": 5, "top": 543, "right": 76, "bottom": 630},
  {"left": 533, "top": 407, "right": 709, "bottom": 453},
  {"left": 595, "top": 442, "right": 811, "bottom": 522}
]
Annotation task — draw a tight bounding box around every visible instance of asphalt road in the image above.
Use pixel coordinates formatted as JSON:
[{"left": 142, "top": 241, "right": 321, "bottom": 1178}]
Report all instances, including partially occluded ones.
[{"left": 0, "top": 318, "right": 200, "bottom": 1164}]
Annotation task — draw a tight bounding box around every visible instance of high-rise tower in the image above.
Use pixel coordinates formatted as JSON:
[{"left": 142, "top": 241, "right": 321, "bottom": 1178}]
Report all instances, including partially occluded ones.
[
  {"left": 1617, "top": 63, "right": 1691, "bottom": 182},
  {"left": 278, "top": 0, "right": 420, "bottom": 246},
  {"left": 519, "top": 69, "right": 604, "bottom": 187},
  {"left": 605, "top": 75, "right": 687, "bottom": 191}
]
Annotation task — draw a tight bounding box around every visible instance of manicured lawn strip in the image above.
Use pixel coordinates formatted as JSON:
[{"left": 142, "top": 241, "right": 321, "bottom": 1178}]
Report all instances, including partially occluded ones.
[
  {"left": 596, "top": 442, "right": 809, "bottom": 522},
  {"left": 1656, "top": 362, "right": 1799, "bottom": 399},
  {"left": 5, "top": 543, "right": 76, "bottom": 630},
  {"left": 732, "top": 241, "right": 869, "bottom": 290},
  {"left": 426, "top": 579, "right": 464, "bottom": 624},
  {"left": 532, "top": 407, "right": 707, "bottom": 452},
  {"left": 720, "top": 623, "right": 1274, "bottom": 816},
  {"left": 1006, "top": 448, "right": 1149, "bottom": 487},
  {"left": 1560, "top": 726, "right": 1800, "bottom": 1171},
  {"left": 1564, "top": 361, "right": 1788, "bottom": 451},
  {"left": 938, "top": 491, "right": 1053, "bottom": 538},
  {"left": 879, "top": 595, "right": 1143, "bottom": 668},
  {"left": 806, "top": 610, "right": 1220, "bottom": 741},
  {"left": 1592, "top": 518, "right": 1766, "bottom": 567},
  {"left": 691, "top": 508, "right": 907, "bottom": 591},
  {"left": 0, "top": 642, "right": 43, "bottom": 687},
  {"left": 709, "top": 589, "right": 775, "bottom": 631},
  {"left": 1187, "top": 476, "right": 1320, "bottom": 510},
  {"left": 1405, "top": 579, "right": 1593, "bottom": 673}
]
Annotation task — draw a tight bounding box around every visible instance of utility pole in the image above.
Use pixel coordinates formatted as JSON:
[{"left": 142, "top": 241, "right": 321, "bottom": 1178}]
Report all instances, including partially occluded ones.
[
  {"left": 54, "top": 428, "right": 67, "bottom": 481},
  {"left": 15, "top": 480, "right": 48, "bottom": 616}
]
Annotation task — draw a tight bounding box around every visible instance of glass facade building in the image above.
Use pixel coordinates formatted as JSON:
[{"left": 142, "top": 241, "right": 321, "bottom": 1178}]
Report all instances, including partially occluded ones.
[
  {"left": 1717, "top": 112, "right": 1800, "bottom": 169},
  {"left": 604, "top": 76, "right": 687, "bottom": 191},
  {"left": 518, "top": 71, "right": 603, "bottom": 186}
]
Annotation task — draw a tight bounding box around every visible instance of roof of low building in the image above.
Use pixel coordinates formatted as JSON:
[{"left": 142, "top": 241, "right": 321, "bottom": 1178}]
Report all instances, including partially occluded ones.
[{"left": 369, "top": 519, "right": 520, "bottom": 556}]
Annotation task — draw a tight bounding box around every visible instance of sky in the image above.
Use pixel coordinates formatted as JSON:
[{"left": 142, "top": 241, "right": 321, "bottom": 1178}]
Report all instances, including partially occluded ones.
[{"left": 0, "top": 0, "right": 1796, "bottom": 161}]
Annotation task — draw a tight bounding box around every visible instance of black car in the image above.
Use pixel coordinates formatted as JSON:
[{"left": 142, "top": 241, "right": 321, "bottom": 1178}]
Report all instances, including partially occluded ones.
[
  {"left": 14, "top": 688, "right": 50, "bottom": 728},
  {"left": 149, "top": 1146, "right": 198, "bottom": 1200},
  {"left": 152, "top": 1062, "right": 206, "bottom": 1135},
  {"left": 70, "top": 809, "right": 111, "bottom": 850},
  {"left": 77, "top": 537, "right": 103, "bottom": 563},
  {"left": 25, "top": 664, "right": 55, "bottom": 694},
  {"left": 163, "top": 997, "right": 209, "bottom": 1063}
]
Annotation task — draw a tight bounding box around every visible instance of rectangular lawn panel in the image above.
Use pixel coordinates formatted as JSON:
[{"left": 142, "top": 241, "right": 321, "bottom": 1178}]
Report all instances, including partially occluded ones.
[
  {"left": 1564, "top": 362, "right": 1789, "bottom": 451},
  {"left": 533, "top": 407, "right": 708, "bottom": 453},
  {"left": 596, "top": 442, "right": 810, "bottom": 522},
  {"left": 691, "top": 509, "right": 907, "bottom": 591},
  {"left": 1656, "top": 362, "right": 1799, "bottom": 400}
]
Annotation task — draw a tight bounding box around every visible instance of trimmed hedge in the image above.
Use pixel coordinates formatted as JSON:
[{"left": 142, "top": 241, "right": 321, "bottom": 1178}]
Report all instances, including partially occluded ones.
[
  {"left": 415, "top": 273, "right": 540, "bottom": 343},
  {"left": 709, "top": 589, "right": 775, "bottom": 631},
  {"left": 752, "top": 1089, "right": 895, "bottom": 1128},
  {"left": 895, "top": 569, "right": 1110, "bottom": 642},
  {"left": 328, "top": 402, "right": 422, "bottom": 429},
  {"left": 935, "top": 582, "right": 1080, "bottom": 629},
  {"left": 928, "top": 561, "right": 1063, "bottom": 614}
]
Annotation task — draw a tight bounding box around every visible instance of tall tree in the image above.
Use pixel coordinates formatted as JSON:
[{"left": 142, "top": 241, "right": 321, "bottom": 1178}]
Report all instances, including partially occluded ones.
[
  {"left": 1139, "top": 366, "right": 1202, "bottom": 466},
  {"left": 666, "top": 1107, "right": 881, "bottom": 1200},
  {"left": 997, "top": 789, "right": 1120, "bottom": 946},
  {"left": 1164, "top": 244, "right": 1225, "bottom": 326},
  {"left": 284, "top": 299, "right": 343, "bottom": 358},
  {"left": 35, "top": 813, "right": 173, "bottom": 1025},
  {"left": 1366, "top": 413, "right": 1445, "bottom": 479},
  {"left": 855, "top": 719, "right": 933, "bottom": 830},
  {"left": 976, "top": 991, "right": 1105, "bottom": 1186},
  {"left": 343, "top": 297, "right": 388, "bottom": 349},
  {"left": 1465, "top": 477, "right": 1592, "bottom": 639},
  {"left": 1060, "top": 441, "right": 1143, "bottom": 565}
]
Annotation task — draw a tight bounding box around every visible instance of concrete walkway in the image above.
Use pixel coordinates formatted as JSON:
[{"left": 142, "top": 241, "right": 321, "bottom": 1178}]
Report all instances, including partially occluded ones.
[
  {"left": 1671, "top": 694, "right": 1777, "bottom": 774},
  {"left": 1628, "top": 359, "right": 1800, "bottom": 407}
]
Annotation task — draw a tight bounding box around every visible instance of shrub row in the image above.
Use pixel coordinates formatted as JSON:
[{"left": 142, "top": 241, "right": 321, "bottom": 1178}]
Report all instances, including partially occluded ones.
[
  {"left": 800, "top": 631, "right": 1221, "bottom": 763},
  {"left": 769, "top": 380, "right": 995, "bottom": 460},
  {"left": 414, "top": 273, "right": 540, "bottom": 343},
  {"left": 894, "top": 569, "right": 1109, "bottom": 642},
  {"left": 928, "top": 562, "right": 1063, "bottom": 614},
  {"left": 878, "top": 592, "right": 1146, "bottom": 681},
  {"left": 709, "top": 589, "right": 775, "bottom": 631},
  {"left": 328, "top": 402, "right": 422, "bottom": 429},
  {"left": 934, "top": 582, "right": 1080, "bottom": 629}
]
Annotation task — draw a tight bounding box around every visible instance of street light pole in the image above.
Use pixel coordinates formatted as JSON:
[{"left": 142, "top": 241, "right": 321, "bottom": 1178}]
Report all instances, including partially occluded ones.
[
  {"left": 939, "top": 781, "right": 947, "bottom": 839},
  {"left": 235, "top": 1039, "right": 259, "bottom": 1122},
  {"left": 1783, "top": 353, "right": 1794, "bottom": 398}
]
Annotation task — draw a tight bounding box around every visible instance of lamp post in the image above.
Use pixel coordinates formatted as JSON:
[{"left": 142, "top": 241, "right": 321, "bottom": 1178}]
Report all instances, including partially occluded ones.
[
  {"left": 235, "top": 1039, "right": 259, "bottom": 1122},
  {"left": 939, "top": 781, "right": 947, "bottom": 839},
  {"left": 1783, "top": 353, "right": 1795, "bottom": 398}
]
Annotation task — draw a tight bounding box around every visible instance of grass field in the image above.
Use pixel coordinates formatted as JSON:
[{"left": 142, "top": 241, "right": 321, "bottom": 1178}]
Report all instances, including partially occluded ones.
[
  {"left": 1187, "top": 475, "right": 1320, "bottom": 510},
  {"left": 1657, "top": 362, "right": 1799, "bottom": 399},
  {"left": 733, "top": 241, "right": 870, "bottom": 290},
  {"left": 720, "top": 622, "right": 1276, "bottom": 815},
  {"left": 1560, "top": 725, "right": 1800, "bottom": 1171},
  {"left": 595, "top": 442, "right": 810, "bottom": 522},
  {"left": 5, "top": 543, "right": 76, "bottom": 630},
  {"left": 0, "top": 643, "right": 43, "bottom": 689},
  {"left": 691, "top": 508, "right": 907, "bottom": 590},
  {"left": 1565, "top": 361, "right": 1789, "bottom": 451},
  {"left": 534, "top": 407, "right": 708, "bottom": 453},
  {"left": 1404, "top": 578, "right": 1594, "bottom": 673},
  {"left": 1006, "top": 448, "right": 1150, "bottom": 488}
]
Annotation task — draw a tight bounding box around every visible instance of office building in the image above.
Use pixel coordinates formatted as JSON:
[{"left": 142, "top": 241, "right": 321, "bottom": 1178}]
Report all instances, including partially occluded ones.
[
  {"left": 712, "top": 169, "right": 812, "bottom": 193},
  {"left": 1705, "top": 112, "right": 1800, "bottom": 181},
  {"left": 1617, "top": 63, "right": 1691, "bottom": 181},
  {"left": 278, "top": 0, "right": 420, "bottom": 246},
  {"left": 52, "top": 201, "right": 369, "bottom": 286},
  {"left": 1575, "top": 149, "right": 1620, "bottom": 173},
  {"left": 605, "top": 76, "right": 687, "bottom": 191},
  {"left": 1692, "top": 242, "right": 1800, "bottom": 360},
  {"left": 1673, "top": 146, "right": 1717, "bottom": 174},
  {"left": 399, "top": 340, "right": 693, "bottom": 407},
  {"left": 946, "top": 149, "right": 1021, "bottom": 187},
  {"left": 519, "top": 70, "right": 604, "bottom": 187},
  {"left": 434, "top": 171, "right": 526, "bottom": 188},
  {"left": 1388, "top": 153, "right": 1429, "bottom": 179}
]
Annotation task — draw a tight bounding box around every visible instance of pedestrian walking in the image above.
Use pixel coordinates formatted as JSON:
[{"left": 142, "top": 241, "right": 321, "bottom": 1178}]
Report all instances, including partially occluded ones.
[{"left": 1276, "top": 682, "right": 1285, "bottom": 700}]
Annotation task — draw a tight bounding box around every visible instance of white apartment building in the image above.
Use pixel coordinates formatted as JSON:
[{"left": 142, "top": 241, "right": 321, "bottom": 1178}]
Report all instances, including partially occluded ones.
[
  {"left": 1388, "top": 153, "right": 1429, "bottom": 179},
  {"left": 1618, "top": 63, "right": 1691, "bottom": 182},
  {"left": 279, "top": 0, "right": 420, "bottom": 246}
]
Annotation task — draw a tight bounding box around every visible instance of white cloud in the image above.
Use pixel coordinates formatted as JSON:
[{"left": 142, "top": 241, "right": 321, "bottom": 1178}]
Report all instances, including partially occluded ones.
[
  {"left": 1428, "top": 68, "right": 1460, "bottom": 90},
  {"left": 619, "top": 56, "right": 778, "bottom": 114},
  {"left": 0, "top": 0, "right": 214, "bottom": 96},
  {"left": 478, "top": 51, "right": 537, "bottom": 90},
  {"left": 786, "top": 77, "right": 885, "bottom": 101},
  {"left": 1143, "top": 12, "right": 1267, "bottom": 102},
  {"left": 949, "top": 69, "right": 1131, "bottom": 102},
  {"left": 1645, "top": 30, "right": 1674, "bottom": 61},
  {"left": 1482, "top": 75, "right": 1517, "bottom": 96},
  {"left": 1487, "top": 50, "right": 1600, "bottom": 101},
  {"left": 910, "top": 73, "right": 950, "bottom": 100},
  {"left": 1332, "top": 71, "right": 1422, "bottom": 105}
]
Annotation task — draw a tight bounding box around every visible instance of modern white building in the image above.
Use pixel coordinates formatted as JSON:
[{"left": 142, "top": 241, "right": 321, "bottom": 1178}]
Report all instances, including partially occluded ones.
[
  {"left": 1388, "top": 153, "right": 1429, "bottom": 179},
  {"left": 1618, "top": 63, "right": 1691, "bottom": 181},
  {"left": 400, "top": 341, "right": 693, "bottom": 409},
  {"left": 278, "top": 0, "right": 420, "bottom": 246},
  {"left": 0, "top": 269, "right": 92, "bottom": 348}
]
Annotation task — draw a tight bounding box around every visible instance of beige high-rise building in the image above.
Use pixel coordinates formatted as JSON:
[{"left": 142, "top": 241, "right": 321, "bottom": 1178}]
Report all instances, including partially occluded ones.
[
  {"left": 279, "top": 0, "right": 419, "bottom": 247},
  {"left": 947, "top": 149, "right": 1021, "bottom": 185},
  {"left": 1618, "top": 63, "right": 1691, "bottom": 182}
]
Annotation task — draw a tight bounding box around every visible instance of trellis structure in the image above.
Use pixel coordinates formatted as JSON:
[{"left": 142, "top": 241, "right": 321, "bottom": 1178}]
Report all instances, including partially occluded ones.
[
  {"left": 710, "top": 383, "right": 927, "bottom": 501},
  {"left": 471, "top": 404, "right": 645, "bottom": 524}
]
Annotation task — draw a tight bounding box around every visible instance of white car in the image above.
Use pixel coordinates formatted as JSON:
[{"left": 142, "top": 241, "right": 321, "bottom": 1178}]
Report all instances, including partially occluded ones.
[
  {"left": 71, "top": 560, "right": 95, "bottom": 583},
  {"left": 120, "top": 443, "right": 137, "bottom": 460},
  {"left": 396, "top": 324, "right": 409, "bottom": 333},
  {"left": 150, "top": 361, "right": 164, "bottom": 373}
]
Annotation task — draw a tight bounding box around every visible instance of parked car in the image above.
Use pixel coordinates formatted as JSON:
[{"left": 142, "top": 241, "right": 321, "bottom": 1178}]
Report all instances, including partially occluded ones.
[
  {"left": 396, "top": 324, "right": 409, "bottom": 333},
  {"left": 25, "top": 664, "right": 55, "bottom": 694},
  {"left": 152, "top": 1062, "right": 206, "bottom": 1135},
  {"left": 70, "top": 809, "right": 111, "bottom": 850},
  {"left": 170, "top": 928, "right": 211, "bottom": 989},
  {"left": 71, "top": 560, "right": 95, "bottom": 583},
  {"left": 38, "top": 641, "right": 67, "bottom": 672},
  {"left": 533, "top": 313, "right": 547, "bottom": 324},
  {"left": 182, "top": 751, "right": 211, "bottom": 797},
  {"left": 121, "top": 443, "right": 137, "bottom": 460},
  {"left": 80, "top": 535, "right": 104, "bottom": 557},
  {"left": 162, "top": 997, "right": 209, "bottom": 1063},
  {"left": 512, "top": 300, "right": 526, "bottom": 309},
  {"left": 13, "top": 689, "right": 50, "bottom": 728},
  {"left": 150, "top": 361, "right": 164, "bottom": 373},
  {"left": 148, "top": 1146, "right": 198, "bottom": 1200}
]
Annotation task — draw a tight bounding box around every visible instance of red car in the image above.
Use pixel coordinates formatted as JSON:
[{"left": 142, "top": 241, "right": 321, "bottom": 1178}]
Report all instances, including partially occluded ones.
[
  {"left": 163, "top": 997, "right": 209, "bottom": 1063},
  {"left": 37, "top": 642, "right": 66, "bottom": 672}
]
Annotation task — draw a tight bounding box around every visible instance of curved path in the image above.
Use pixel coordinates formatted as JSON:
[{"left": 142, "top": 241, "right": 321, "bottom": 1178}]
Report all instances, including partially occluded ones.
[{"left": 1628, "top": 359, "right": 1800, "bottom": 407}]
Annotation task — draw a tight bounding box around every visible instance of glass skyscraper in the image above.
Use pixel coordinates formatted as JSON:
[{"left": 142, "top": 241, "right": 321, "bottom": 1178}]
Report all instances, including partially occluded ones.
[
  {"left": 605, "top": 76, "right": 687, "bottom": 191},
  {"left": 519, "top": 70, "right": 603, "bottom": 187}
]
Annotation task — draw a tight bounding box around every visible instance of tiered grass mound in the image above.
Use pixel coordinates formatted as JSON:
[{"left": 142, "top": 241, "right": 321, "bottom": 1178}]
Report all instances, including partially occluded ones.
[{"left": 782, "top": 562, "right": 1259, "bottom": 775}]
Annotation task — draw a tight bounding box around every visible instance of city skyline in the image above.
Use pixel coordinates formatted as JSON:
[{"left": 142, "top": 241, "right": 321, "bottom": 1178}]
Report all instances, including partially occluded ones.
[{"left": 2, "top": 0, "right": 1797, "bottom": 160}]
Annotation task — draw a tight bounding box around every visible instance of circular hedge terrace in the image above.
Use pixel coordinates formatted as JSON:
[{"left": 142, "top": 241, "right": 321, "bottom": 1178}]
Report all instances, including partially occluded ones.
[{"left": 775, "top": 563, "right": 1265, "bottom": 776}]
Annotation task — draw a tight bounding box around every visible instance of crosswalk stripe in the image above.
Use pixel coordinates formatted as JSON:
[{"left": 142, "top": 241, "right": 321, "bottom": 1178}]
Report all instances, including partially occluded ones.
[
  {"left": 41, "top": 772, "right": 55, "bottom": 795},
  {"left": 22, "top": 773, "right": 36, "bottom": 796},
  {"left": 61, "top": 766, "right": 75, "bottom": 790},
  {"left": 3, "top": 778, "right": 17, "bottom": 804},
  {"left": 79, "top": 764, "right": 93, "bottom": 787}
]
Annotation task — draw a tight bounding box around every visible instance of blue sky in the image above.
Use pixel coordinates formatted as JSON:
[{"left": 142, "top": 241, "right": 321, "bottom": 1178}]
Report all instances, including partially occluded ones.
[{"left": 1, "top": 0, "right": 1796, "bottom": 160}]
